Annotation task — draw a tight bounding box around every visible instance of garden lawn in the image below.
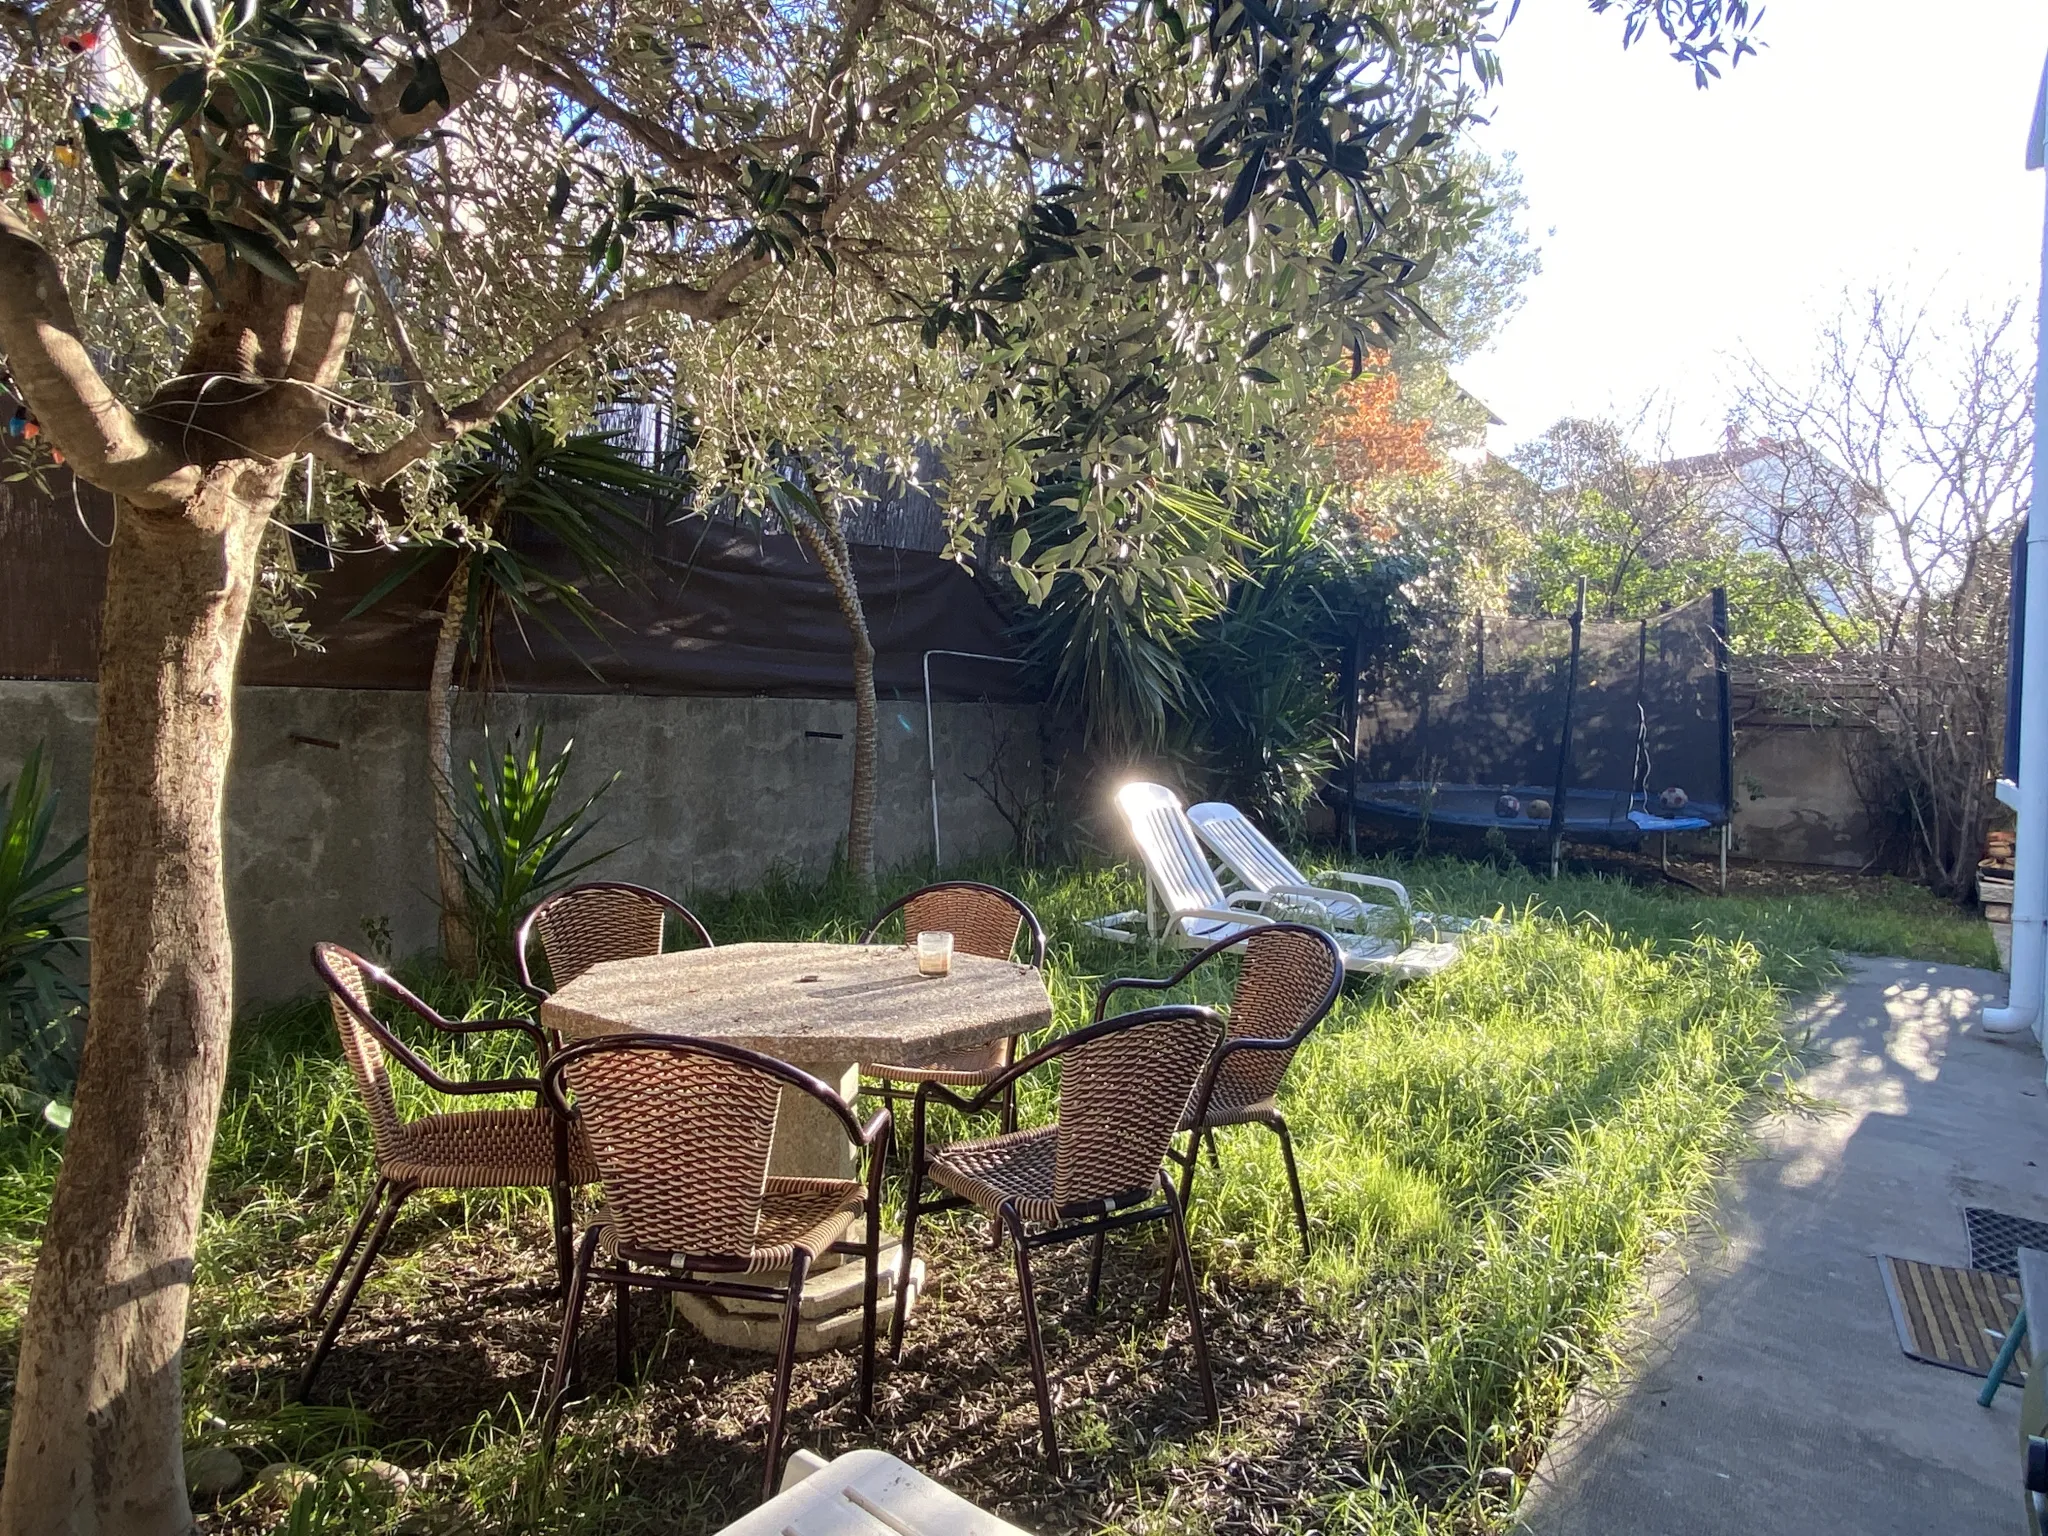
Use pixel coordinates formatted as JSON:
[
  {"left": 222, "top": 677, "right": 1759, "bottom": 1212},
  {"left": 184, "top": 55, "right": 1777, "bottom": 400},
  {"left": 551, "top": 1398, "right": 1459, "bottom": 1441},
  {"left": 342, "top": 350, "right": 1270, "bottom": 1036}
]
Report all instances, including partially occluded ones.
[{"left": 0, "top": 857, "right": 1994, "bottom": 1533}]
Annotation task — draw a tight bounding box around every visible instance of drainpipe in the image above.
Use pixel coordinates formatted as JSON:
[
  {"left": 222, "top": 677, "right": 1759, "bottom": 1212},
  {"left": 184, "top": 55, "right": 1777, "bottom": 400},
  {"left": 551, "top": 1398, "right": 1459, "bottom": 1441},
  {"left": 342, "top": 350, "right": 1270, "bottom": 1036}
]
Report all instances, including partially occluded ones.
[{"left": 1983, "top": 56, "right": 2048, "bottom": 1038}]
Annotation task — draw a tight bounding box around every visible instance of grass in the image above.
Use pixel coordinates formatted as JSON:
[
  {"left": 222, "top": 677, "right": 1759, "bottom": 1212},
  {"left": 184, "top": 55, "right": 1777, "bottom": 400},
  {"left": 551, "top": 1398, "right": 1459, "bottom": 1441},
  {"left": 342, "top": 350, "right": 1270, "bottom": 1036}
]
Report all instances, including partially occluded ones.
[{"left": 0, "top": 850, "right": 1997, "bottom": 1533}]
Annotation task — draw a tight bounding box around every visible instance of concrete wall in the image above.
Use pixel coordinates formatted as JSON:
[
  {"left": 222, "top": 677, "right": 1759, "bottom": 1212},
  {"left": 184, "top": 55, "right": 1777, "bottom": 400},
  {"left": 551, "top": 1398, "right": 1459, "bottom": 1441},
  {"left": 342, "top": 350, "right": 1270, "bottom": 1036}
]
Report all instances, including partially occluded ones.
[
  {"left": 1730, "top": 721, "right": 1879, "bottom": 869},
  {"left": 0, "top": 681, "right": 1040, "bottom": 1003}
]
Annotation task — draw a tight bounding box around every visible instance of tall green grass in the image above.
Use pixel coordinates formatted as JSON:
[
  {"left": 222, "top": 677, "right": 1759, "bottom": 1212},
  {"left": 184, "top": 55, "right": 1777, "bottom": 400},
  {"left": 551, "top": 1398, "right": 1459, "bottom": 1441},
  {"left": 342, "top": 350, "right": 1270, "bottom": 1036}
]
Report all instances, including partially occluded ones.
[{"left": 0, "top": 852, "right": 1997, "bottom": 1531}]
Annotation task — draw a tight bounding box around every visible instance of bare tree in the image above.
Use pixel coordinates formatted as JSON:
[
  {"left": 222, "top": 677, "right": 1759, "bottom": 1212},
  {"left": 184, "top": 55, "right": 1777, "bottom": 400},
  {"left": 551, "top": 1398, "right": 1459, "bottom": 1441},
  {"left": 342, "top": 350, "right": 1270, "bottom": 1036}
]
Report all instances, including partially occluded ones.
[{"left": 1728, "top": 290, "right": 2034, "bottom": 894}]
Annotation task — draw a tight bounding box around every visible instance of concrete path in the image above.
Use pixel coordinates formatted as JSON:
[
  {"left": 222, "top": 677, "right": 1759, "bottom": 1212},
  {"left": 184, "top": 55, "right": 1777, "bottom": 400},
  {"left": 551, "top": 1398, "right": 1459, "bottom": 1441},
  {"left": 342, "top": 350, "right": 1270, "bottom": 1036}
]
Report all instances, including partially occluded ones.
[{"left": 1517, "top": 957, "right": 2046, "bottom": 1535}]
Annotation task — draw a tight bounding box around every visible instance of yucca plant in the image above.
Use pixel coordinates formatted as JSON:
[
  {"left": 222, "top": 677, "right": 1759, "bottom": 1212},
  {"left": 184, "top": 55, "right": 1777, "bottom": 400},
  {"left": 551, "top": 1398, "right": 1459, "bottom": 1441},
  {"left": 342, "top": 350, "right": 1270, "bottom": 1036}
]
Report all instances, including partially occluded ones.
[
  {"left": 351, "top": 408, "right": 684, "bottom": 972},
  {"left": 450, "top": 728, "right": 621, "bottom": 980},
  {"left": 0, "top": 744, "right": 87, "bottom": 1125}
]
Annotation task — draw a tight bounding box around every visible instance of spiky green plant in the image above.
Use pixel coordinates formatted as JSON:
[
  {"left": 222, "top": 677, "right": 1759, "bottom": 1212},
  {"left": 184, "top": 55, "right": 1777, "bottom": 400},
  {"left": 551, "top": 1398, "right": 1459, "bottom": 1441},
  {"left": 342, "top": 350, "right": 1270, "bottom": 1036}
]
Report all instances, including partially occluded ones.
[
  {"left": 450, "top": 728, "right": 620, "bottom": 979},
  {"left": 0, "top": 745, "right": 86, "bottom": 1123}
]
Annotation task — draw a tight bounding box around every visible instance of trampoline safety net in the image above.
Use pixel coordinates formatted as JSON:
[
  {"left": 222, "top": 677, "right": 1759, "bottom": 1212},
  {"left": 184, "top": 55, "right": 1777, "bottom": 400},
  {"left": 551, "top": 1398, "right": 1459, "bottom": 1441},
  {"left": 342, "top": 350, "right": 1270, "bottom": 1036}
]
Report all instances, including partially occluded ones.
[{"left": 1345, "top": 590, "right": 1733, "bottom": 843}]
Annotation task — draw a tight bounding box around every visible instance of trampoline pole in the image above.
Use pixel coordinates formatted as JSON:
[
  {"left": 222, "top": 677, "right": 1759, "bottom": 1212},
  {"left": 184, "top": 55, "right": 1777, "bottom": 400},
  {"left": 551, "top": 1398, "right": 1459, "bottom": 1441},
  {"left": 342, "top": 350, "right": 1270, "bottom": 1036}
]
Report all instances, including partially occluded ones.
[
  {"left": 1550, "top": 577, "right": 1588, "bottom": 879},
  {"left": 1720, "top": 823, "right": 1730, "bottom": 894}
]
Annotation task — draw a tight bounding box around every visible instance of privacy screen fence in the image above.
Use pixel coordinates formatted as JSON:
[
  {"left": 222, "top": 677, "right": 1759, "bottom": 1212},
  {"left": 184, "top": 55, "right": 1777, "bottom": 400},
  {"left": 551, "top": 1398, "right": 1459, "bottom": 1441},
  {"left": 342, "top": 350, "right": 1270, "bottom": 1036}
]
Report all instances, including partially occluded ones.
[
  {"left": 0, "top": 467, "right": 1038, "bottom": 703},
  {"left": 1339, "top": 586, "right": 1733, "bottom": 857}
]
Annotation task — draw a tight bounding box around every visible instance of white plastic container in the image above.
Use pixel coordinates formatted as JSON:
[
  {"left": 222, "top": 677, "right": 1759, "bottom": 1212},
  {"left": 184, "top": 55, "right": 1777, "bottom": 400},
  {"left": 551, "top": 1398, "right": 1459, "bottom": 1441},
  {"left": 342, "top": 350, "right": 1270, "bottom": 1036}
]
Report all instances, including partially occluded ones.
[{"left": 714, "top": 1449, "right": 1034, "bottom": 1536}]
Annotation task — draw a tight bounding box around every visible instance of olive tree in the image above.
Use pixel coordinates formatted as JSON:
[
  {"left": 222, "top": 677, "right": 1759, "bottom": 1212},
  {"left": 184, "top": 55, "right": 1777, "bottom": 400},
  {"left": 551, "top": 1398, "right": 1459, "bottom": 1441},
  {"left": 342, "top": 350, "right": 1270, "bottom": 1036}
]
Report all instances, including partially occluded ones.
[{"left": 0, "top": 0, "right": 1758, "bottom": 1527}]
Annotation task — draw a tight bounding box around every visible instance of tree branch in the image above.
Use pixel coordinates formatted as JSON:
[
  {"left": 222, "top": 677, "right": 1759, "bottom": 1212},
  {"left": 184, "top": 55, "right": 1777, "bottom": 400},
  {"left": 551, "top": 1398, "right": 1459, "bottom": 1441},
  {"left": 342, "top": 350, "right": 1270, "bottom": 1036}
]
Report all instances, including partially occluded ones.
[
  {"left": 0, "top": 207, "right": 201, "bottom": 508},
  {"left": 309, "top": 260, "right": 767, "bottom": 485}
]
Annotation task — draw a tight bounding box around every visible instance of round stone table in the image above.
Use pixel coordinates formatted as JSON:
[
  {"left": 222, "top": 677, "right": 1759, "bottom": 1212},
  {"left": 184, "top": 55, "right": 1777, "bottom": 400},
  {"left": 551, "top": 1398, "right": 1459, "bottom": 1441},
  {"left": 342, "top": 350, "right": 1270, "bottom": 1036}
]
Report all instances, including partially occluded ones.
[{"left": 539, "top": 940, "right": 1053, "bottom": 1354}]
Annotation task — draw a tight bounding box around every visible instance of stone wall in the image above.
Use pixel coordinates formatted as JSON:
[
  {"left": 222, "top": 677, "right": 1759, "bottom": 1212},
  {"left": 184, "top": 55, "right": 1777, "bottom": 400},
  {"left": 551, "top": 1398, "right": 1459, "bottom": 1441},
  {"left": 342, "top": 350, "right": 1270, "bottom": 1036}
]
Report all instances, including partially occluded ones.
[
  {"left": 1729, "top": 721, "right": 1879, "bottom": 869},
  {"left": 0, "top": 681, "right": 1041, "bottom": 1003}
]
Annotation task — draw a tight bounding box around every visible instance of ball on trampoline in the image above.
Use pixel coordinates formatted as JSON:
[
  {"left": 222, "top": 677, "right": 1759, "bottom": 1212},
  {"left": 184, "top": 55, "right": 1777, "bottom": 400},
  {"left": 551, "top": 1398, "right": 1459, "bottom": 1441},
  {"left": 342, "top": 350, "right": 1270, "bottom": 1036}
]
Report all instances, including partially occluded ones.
[
  {"left": 1659, "top": 786, "right": 1690, "bottom": 812},
  {"left": 1495, "top": 794, "right": 1522, "bottom": 819},
  {"left": 1526, "top": 798, "right": 1552, "bottom": 821}
]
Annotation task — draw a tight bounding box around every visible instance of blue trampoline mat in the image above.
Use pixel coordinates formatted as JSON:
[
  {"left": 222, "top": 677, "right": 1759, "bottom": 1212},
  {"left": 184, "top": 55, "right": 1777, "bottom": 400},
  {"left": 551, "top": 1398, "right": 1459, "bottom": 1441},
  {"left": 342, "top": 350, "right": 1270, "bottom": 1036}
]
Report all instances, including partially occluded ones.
[{"left": 1345, "top": 781, "right": 1726, "bottom": 838}]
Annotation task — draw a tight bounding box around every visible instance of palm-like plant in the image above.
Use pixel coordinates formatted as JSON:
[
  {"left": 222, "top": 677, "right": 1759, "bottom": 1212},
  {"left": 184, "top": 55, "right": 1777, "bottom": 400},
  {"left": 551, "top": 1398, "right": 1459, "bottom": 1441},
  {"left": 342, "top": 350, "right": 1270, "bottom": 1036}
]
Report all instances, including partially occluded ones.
[
  {"left": 451, "top": 728, "right": 620, "bottom": 981},
  {"left": 0, "top": 745, "right": 86, "bottom": 1123},
  {"left": 1012, "top": 477, "right": 1245, "bottom": 757},
  {"left": 353, "top": 410, "right": 682, "bottom": 972}
]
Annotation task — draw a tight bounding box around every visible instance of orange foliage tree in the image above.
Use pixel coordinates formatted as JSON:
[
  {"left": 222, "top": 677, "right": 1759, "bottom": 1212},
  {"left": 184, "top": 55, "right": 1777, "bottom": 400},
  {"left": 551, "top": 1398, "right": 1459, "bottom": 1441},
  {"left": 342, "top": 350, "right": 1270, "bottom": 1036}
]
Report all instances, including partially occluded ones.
[{"left": 1318, "top": 354, "right": 1441, "bottom": 541}]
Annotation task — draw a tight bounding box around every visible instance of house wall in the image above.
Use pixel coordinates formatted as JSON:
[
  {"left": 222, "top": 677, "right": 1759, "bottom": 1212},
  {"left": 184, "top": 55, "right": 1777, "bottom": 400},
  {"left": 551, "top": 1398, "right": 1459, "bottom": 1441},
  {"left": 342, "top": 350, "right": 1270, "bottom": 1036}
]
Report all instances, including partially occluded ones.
[{"left": 0, "top": 681, "right": 1040, "bottom": 1004}]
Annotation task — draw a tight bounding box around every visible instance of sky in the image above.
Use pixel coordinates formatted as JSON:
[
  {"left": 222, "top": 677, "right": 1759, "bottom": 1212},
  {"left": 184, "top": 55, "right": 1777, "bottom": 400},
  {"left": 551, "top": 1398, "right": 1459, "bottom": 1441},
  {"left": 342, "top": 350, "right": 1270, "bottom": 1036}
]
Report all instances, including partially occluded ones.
[{"left": 1458, "top": 0, "right": 2048, "bottom": 457}]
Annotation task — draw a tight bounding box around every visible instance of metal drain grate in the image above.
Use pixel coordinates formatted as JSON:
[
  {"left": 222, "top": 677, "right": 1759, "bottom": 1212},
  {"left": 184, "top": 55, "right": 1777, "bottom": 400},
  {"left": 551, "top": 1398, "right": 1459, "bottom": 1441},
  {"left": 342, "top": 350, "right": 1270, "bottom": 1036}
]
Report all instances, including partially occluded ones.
[{"left": 1963, "top": 1208, "right": 2048, "bottom": 1277}]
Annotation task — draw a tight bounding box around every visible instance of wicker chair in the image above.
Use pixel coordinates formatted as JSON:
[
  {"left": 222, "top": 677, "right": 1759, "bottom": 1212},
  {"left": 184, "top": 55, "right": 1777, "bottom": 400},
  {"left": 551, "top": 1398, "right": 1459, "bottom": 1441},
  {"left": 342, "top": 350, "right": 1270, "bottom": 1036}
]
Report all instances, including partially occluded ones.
[
  {"left": 302, "top": 943, "right": 600, "bottom": 1399},
  {"left": 1093, "top": 923, "right": 1343, "bottom": 1257},
  {"left": 858, "top": 881, "right": 1047, "bottom": 1137},
  {"left": 515, "top": 881, "right": 715, "bottom": 1002},
  {"left": 536, "top": 1034, "right": 890, "bottom": 1501},
  {"left": 892, "top": 1005, "right": 1223, "bottom": 1463}
]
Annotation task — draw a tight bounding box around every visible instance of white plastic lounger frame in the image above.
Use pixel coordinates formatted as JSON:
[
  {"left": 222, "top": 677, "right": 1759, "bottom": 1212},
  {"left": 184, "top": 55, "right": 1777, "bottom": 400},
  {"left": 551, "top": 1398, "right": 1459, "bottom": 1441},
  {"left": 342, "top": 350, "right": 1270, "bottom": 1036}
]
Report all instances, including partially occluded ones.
[
  {"left": 1086, "top": 783, "right": 1461, "bottom": 979},
  {"left": 1186, "top": 801, "right": 1493, "bottom": 944}
]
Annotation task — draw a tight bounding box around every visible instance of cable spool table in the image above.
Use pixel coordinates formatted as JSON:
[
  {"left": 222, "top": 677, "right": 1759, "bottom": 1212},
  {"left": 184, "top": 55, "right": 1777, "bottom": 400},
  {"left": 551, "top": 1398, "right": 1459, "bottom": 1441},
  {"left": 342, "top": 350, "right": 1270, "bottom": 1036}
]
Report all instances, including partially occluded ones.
[{"left": 542, "top": 941, "right": 1053, "bottom": 1353}]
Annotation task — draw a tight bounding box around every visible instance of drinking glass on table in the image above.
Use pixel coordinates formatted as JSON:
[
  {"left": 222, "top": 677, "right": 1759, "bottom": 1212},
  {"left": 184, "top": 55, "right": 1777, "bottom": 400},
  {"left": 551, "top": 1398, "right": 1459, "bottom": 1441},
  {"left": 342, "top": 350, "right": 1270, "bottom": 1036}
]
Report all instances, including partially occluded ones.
[{"left": 917, "top": 931, "right": 954, "bottom": 977}]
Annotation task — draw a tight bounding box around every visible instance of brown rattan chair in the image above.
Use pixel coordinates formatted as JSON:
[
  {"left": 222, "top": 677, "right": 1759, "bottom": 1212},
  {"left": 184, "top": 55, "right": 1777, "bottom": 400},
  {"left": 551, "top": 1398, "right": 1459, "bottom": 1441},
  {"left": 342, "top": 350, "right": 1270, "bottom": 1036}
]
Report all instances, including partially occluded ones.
[
  {"left": 536, "top": 1034, "right": 890, "bottom": 1501},
  {"left": 515, "top": 880, "right": 715, "bottom": 1003},
  {"left": 892, "top": 1005, "right": 1223, "bottom": 1464},
  {"left": 858, "top": 881, "right": 1047, "bottom": 1136},
  {"left": 302, "top": 943, "right": 600, "bottom": 1399},
  {"left": 1093, "top": 923, "right": 1343, "bottom": 1258}
]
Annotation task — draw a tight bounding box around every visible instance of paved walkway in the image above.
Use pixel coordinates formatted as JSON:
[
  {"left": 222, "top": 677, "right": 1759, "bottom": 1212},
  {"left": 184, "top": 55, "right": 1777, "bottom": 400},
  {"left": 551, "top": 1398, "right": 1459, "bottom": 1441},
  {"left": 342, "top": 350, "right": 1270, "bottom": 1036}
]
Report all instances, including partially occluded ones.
[{"left": 1517, "top": 957, "right": 2043, "bottom": 1535}]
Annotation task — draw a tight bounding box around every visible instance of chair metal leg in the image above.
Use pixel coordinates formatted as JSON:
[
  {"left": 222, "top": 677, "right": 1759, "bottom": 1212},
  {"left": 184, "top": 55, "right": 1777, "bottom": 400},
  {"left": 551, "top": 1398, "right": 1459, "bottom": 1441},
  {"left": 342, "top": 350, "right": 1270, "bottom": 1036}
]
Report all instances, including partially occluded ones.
[
  {"left": 614, "top": 1276, "right": 635, "bottom": 1386},
  {"left": 1085, "top": 1231, "right": 1107, "bottom": 1315},
  {"left": 310, "top": 1176, "right": 388, "bottom": 1326},
  {"left": 1160, "top": 1174, "right": 1219, "bottom": 1429},
  {"left": 859, "top": 1206, "right": 881, "bottom": 1419},
  {"left": 1982, "top": 1307, "right": 2028, "bottom": 1405},
  {"left": 538, "top": 1226, "right": 604, "bottom": 1465},
  {"left": 761, "top": 1250, "right": 813, "bottom": 1504},
  {"left": 892, "top": 1160, "right": 927, "bottom": 1360},
  {"left": 551, "top": 1177, "right": 576, "bottom": 1295},
  {"left": 1159, "top": 1136, "right": 1203, "bottom": 1317},
  {"left": 1272, "top": 1115, "right": 1311, "bottom": 1258},
  {"left": 1005, "top": 1206, "right": 1059, "bottom": 1466},
  {"left": 299, "top": 1182, "right": 409, "bottom": 1400},
  {"left": 1203, "top": 1129, "right": 1223, "bottom": 1169}
]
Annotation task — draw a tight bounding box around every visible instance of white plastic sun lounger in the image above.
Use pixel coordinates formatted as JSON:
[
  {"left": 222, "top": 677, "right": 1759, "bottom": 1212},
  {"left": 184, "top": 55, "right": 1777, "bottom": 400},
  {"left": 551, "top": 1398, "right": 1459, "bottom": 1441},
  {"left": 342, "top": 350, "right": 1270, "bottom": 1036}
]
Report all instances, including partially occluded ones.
[
  {"left": 1186, "top": 800, "right": 1496, "bottom": 951},
  {"left": 1083, "top": 782, "right": 1462, "bottom": 978}
]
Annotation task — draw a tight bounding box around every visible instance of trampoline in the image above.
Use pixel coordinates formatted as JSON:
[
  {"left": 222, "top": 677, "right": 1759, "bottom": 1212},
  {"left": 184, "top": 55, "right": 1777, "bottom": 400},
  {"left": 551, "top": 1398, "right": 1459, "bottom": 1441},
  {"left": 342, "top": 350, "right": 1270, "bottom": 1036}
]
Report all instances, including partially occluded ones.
[{"left": 1337, "top": 586, "right": 1734, "bottom": 872}]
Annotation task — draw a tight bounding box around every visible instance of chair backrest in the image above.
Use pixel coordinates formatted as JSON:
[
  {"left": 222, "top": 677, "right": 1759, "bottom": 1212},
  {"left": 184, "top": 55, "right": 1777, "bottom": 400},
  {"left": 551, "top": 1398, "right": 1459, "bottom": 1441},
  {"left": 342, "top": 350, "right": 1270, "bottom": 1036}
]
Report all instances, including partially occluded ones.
[
  {"left": 546, "top": 1036, "right": 857, "bottom": 1260},
  {"left": 312, "top": 943, "right": 408, "bottom": 1165},
  {"left": 519, "top": 882, "right": 713, "bottom": 995},
  {"left": 1114, "top": 783, "right": 1233, "bottom": 925},
  {"left": 1185, "top": 801, "right": 1309, "bottom": 895},
  {"left": 861, "top": 881, "right": 1048, "bottom": 968},
  {"left": 1210, "top": 925, "right": 1344, "bottom": 1106},
  {"left": 1051, "top": 1007, "right": 1220, "bottom": 1211}
]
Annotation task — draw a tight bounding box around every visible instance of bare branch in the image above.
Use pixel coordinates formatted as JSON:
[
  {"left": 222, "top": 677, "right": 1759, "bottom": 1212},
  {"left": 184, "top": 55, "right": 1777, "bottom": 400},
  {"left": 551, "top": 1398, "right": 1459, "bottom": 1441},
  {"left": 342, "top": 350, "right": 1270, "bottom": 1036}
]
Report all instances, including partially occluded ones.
[{"left": 0, "top": 207, "right": 201, "bottom": 508}]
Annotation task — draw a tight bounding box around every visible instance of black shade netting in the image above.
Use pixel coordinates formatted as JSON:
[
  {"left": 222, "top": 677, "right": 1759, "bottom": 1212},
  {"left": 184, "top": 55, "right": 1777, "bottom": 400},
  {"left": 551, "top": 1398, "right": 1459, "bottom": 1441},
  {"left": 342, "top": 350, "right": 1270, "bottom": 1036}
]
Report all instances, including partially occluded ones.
[{"left": 1349, "top": 593, "right": 1729, "bottom": 838}]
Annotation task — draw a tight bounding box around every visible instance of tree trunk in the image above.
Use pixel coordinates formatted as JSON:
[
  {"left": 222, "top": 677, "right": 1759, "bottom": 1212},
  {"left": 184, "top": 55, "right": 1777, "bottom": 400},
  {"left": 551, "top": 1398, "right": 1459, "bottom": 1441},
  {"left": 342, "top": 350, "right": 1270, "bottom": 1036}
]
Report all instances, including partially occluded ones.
[
  {"left": 0, "top": 464, "right": 282, "bottom": 1536},
  {"left": 789, "top": 517, "right": 877, "bottom": 891},
  {"left": 429, "top": 556, "right": 476, "bottom": 974}
]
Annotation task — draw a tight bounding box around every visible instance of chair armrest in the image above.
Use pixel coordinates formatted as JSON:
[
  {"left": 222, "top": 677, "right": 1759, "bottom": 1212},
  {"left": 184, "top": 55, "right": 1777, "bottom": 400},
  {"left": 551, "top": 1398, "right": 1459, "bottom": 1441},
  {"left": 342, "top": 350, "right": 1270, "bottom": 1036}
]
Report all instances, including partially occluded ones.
[
  {"left": 433, "top": 1073, "right": 544, "bottom": 1097},
  {"left": 1177, "top": 906, "right": 1276, "bottom": 929},
  {"left": 427, "top": 1015, "right": 550, "bottom": 1050},
  {"left": 859, "top": 1108, "right": 893, "bottom": 1148},
  {"left": 1312, "top": 870, "right": 1412, "bottom": 908},
  {"left": 1270, "top": 881, "right": 1393, "bottom": 912},
  {"left": 1093, "top": 973, "right": 1177, "bottom": 1021}
]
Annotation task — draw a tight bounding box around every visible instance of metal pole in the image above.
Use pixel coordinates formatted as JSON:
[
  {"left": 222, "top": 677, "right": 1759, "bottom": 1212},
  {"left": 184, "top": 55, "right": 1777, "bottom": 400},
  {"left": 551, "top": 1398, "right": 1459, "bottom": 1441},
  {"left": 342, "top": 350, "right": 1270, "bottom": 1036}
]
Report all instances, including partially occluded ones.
[
  {"left": 1549, "top": 577, "right": 1587, "bottom": 879},
  {"left": 923, "top": 649, "right": 1033, "bottom": 870},
  {"left": 1986, "top": 57, "right": 2048, "bottom": 1038}
]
